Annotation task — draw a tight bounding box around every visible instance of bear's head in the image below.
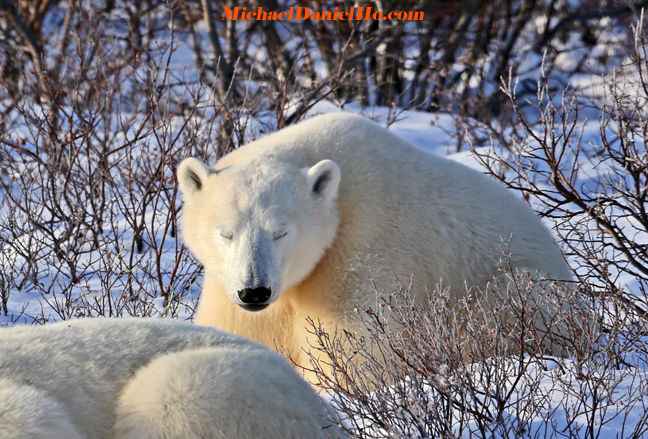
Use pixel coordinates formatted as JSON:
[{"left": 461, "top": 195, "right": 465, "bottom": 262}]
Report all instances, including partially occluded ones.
[{"left": 177, "top": 157, "right": 341, "bottom": 311}]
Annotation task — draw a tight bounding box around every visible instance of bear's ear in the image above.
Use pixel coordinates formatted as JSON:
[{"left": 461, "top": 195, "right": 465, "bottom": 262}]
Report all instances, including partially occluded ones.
[
  {"left": 305, "top": 159, "right": 341, "bottom": 202},
  {"left": 177, "top": 158, "right": 210, "bottom": 197}
]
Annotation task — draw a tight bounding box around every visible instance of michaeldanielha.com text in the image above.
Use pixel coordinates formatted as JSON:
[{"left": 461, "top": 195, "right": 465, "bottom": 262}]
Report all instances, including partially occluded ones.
[{"left": 222, "top": 6, "right": 424, "bottom": 21}]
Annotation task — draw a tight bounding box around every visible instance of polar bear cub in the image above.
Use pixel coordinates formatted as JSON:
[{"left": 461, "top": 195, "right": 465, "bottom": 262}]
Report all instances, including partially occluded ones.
[{"left": 0, "top": 318, "right": 340, "bottom": 439}]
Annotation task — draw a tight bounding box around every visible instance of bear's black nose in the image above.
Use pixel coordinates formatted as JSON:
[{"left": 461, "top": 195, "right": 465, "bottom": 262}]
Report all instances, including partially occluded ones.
[{"left": 238, "top": 287, "right": 272, "bottom": 305}]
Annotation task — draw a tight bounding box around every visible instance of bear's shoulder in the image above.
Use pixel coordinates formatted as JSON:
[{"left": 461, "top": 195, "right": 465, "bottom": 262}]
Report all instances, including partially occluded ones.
[{"left": 217, "top": 112, "right": 403, "bottom": 169}]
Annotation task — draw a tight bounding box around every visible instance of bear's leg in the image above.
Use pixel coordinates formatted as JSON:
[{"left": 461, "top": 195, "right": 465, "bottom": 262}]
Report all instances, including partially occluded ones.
[
  {"left": 113, "top": 347, "right": 340, "bottom": 439},
  {"left": 0, "top": 378, "right": 84, "bottom": 439}
]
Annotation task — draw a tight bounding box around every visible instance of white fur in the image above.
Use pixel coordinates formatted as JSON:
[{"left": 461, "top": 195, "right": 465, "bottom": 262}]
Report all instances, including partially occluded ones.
[
  {"left": 0, "top": 379, "right": 83, "bottom": 439},
  {"left": 178, "top": 112, "right": 573, "bottom": 375},
  {"left": 114, "top": 347, "right": 336, "bottom": 439},
  {"left": 0, "top": 318, "right": 340, "bottom": 439}
]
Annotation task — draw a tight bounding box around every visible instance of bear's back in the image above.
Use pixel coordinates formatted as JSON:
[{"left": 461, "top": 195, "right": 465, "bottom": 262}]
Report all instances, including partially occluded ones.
[
  {"left": 216, "top": 113, "right": 571, "bottom": 288},
  {"left": 0, "top": 318, "right": 256, "bottom": 438},
  {"left": 0, "top": 318, "right": 249, "bottom": 383}
]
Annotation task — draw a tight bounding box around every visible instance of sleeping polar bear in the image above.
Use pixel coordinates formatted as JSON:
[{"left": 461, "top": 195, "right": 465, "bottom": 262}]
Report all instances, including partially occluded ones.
[
  {"left": 177, "top": 112, "right": 573, "bottom": 383},
  {"left": 0, "top": 318, "right": 341, "bottom": 439}
]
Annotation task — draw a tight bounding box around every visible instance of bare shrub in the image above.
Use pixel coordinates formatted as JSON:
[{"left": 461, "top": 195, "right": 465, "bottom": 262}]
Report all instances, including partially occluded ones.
[
  {"left": 1, "top": 1, "right": 642, "bottom": 125},
  {"left": 304, "top": 266, "right": 647, "bottom": 438},
  {"left": 0, "top": 6, "right": 218, "bottom": 322},
  {"left": 468, "top": 22, "right": 648, "bottom": 317}
]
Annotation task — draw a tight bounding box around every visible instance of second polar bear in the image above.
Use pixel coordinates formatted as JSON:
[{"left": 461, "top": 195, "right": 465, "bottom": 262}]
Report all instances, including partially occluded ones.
[
  {"left": 0, "top": 318, "right": 339, "bottom": 439},
  {"left": 177, "top": 112, "right": 572, "bottom": 372}
]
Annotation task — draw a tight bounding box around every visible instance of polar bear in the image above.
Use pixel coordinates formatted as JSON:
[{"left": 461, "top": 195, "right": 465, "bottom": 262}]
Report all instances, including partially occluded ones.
[
  {"left": 0, "top": 318, "right": 340, "bottom": 439},
  {"left": 177, "top": 112, "right": 572, "bottom": 376}
]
